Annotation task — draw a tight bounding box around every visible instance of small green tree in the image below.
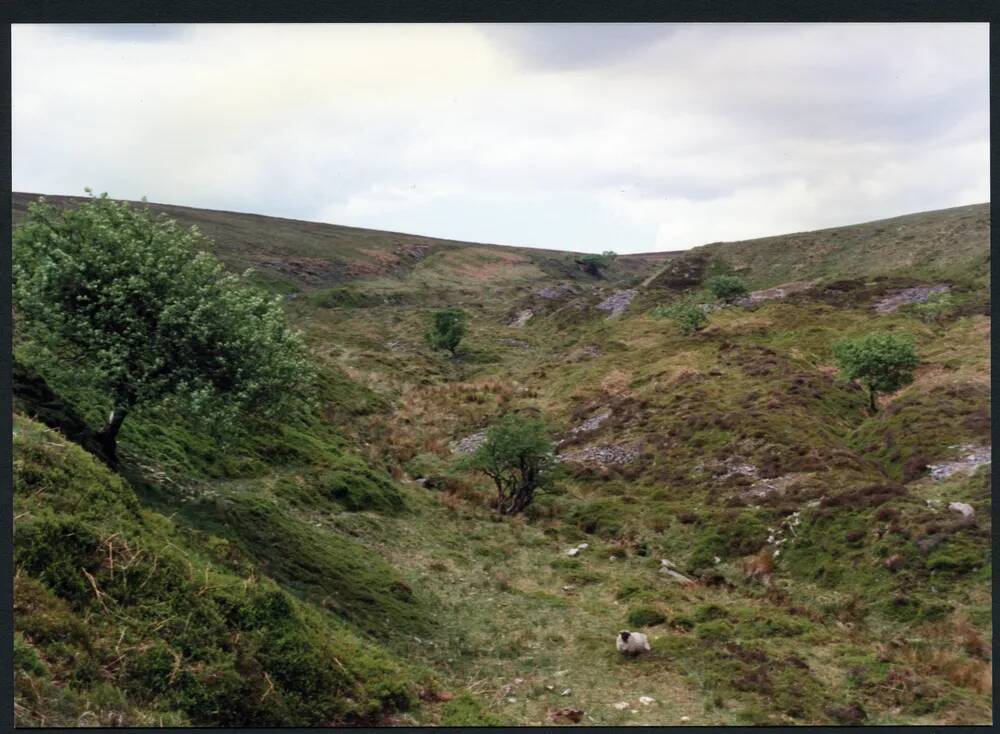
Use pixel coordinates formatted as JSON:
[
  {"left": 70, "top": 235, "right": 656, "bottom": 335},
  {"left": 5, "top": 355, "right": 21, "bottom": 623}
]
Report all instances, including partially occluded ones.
[
  {"left": 833, "top": 332, "right": 919, "bottom": 412},
  {"left": 705, "top": 274, "right": 749, "bottom": 303},
  {"left": 426, "top": 308, "right": 467, "bottom": 356},
  {"left": 12, "top": 193, "right": 313, "bottom": 462},
  {"left": 462, "top": 413, "right": 559, "bottom": 516},
  {"left": 577, "top": 250, "right": 617, "bottom": 277},
  {"left": 652, "top": 298, "right": 709, "bottom": 335}
]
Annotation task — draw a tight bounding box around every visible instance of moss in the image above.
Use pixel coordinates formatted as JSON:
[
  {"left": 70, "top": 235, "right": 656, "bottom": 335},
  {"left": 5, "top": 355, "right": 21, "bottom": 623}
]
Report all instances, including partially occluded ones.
[
  {"left": 695, "top": 619, "right": 735, "bottom": 641},
  {"left": 626, "top": 606, "right": 667, "bottom": 627},
  {"left": 13, "top": 415, "right": 420, "bottom": 726},
  {"left": 925, "top": 544, "right": 985, "bottom": 573},
  {"left": 567, "top": 497, "right": 627, "bottom": 538},
  {"left": 14, "top": 633, "right": 46, "bottom": 676},
  {"left": 439, "top": 693, "right": 506, "bottom": 726},
  {"left": 688, "top": 510, "right": 769, "bottom": 571},
  {"left": 193, "top": 493, "right": 426, "bottom": 636}
]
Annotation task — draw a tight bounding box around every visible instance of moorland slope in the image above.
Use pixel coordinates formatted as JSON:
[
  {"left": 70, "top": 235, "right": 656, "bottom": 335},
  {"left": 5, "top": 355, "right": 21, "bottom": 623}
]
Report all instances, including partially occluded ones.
[{"left": 13, "top": 194, "right": 991, "bottom": 725}]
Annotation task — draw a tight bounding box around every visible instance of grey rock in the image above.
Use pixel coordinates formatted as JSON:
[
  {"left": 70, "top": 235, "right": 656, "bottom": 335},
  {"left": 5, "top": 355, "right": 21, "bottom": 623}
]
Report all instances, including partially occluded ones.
[
  {"left": 451, "top": 429, "right": 489, "bottom": 455},
  {"left": 928, "top": 445, "right": 991, "bottom": 480},
  {"left": 595, "top": 289, "right": 638, "bottom": 318},
  {"left": 873, "top": 284, "right": 950, "bottom": 314},
  {"left": 948, "top": 501, "right": 975, "bottom": 519}
]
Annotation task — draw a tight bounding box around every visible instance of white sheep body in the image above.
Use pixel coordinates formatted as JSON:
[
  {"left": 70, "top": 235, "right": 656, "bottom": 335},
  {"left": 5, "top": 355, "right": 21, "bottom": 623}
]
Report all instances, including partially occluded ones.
[{"left": 616, "top": 630, "right": 651, "bottom": 655}]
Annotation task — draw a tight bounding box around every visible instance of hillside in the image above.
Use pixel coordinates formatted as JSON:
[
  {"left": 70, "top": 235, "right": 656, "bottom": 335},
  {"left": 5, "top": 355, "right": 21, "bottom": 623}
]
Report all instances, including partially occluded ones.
[{"left": 13, "top": 193, "right": 992, "bottom": 726}]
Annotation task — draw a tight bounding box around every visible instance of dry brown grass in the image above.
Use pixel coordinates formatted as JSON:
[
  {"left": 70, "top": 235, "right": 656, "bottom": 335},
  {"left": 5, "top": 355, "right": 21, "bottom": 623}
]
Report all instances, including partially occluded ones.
[
  {"left": 600, "top": 370, "right": 631, "bottom": 397},
  {"left": 374, "top": 378, "right": 520, "bottom": 465},
  {"left": 883, "top": 615, "right": 993, "bottom": 696}
]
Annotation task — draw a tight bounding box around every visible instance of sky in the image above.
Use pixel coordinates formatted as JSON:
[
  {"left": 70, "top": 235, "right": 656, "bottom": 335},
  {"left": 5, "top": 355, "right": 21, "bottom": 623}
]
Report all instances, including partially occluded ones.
[{"left": 12, "top": 23, "right": 990, "bottom": 253}]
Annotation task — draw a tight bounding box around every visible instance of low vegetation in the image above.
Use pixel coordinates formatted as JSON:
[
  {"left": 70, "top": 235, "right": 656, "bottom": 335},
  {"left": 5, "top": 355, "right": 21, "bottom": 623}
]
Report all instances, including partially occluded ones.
[{"left": 652, "top": 297, "right": 710, "bottom": 335}]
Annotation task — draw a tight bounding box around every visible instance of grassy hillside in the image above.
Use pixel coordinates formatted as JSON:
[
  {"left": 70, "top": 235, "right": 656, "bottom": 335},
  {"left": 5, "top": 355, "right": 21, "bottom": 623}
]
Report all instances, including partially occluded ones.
[
  {"left": 13, "top": 193, "right": 991, "bottom": 725},
  {"left": 688, "top": 204, "right": 990, "bottom": 289},
  {"left": 11, "top": 192, "right": 666, "bottom": 294}
]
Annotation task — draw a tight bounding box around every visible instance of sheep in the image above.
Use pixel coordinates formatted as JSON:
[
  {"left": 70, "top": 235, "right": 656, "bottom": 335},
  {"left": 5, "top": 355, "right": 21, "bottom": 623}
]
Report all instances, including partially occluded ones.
[{"left": 616, "top": 630, "right": 651, "bottom": 655}]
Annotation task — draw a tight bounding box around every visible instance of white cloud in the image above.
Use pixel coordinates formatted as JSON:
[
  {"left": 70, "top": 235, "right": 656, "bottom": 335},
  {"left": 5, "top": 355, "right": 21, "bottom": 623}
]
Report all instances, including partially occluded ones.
[{"left": 12, "top": 22, "right": 989, "bottom": 253}]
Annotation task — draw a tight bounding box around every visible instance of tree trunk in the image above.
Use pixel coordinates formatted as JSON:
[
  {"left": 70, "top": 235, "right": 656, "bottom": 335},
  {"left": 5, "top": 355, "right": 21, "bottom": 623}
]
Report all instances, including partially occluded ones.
[{"left": 97, "top": 407, "right": 128, "bottom": 464}]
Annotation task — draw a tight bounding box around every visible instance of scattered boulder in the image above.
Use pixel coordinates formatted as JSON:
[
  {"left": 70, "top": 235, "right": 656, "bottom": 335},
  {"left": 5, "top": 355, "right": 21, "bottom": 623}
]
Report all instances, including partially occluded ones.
[
  {"left": 873, "top": 284, "right": 950, "bottom": 313},
  {"left": 595, "top": 289, "right": 638, "bottom": 318},
  {"left": 568, "top": 409, "right": 612, "bottom": 436},
  {"left": 733, "top": 280, "right": 817, "bottom": 306},
  {"left": 450, "top": 429, "right": 489, "bottom": 455},
  {"left": 509, "top": 309, "right": 534, "bottom": 327},
  {"left": 948, "top": 502, "right": 975, "bottom": 520},
  {"left": 559, "top": 443, "right": 640, "bottom": 466},
  {"left": 928, "top": 445, "right": 991, "bottom": 480},
  {"left": 660, "top": 567, "right": 697, "bottom": 586},
  {"left": 535, "top": 284, "right": 578, "bottom": 301},
  {"left": 638, "top": 696, "right": 656, "bottom": 706}
]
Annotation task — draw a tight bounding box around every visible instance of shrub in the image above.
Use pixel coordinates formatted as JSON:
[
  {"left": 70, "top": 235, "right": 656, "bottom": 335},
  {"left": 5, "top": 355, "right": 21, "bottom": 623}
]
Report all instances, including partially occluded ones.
[
  {"left": 576, "top": 251, "right": 617, "bottom": 276},
  {"left": 706, "top": 274, "right": 749, "bottom": 302},
  {"left": 652, "top": 297, "right": 709, "bottom": 335}
]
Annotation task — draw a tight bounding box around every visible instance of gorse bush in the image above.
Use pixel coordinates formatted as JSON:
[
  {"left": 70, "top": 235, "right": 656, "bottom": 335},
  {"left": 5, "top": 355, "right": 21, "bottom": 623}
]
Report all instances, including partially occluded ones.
[
  {"left": 12, "top": 192, "right": 313, "bottom": 461},
  {"left": 833, "top": 332, "right": 919, "bottom": 412}
]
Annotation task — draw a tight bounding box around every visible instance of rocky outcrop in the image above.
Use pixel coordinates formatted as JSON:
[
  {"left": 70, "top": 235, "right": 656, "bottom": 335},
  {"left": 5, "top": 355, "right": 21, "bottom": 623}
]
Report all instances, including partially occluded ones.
[
  {"left": 451, "top": 429, "right": 489, "bottom": 455},
  {"left": 596, "top": 289, "right": 638, "bottom": 318},
  {"left": 535, "top": 284, "right": 578, "bottom": 301},
  {"left": 928, "top": 445, "right": 991, "bottom": 480},
  {"left": 733, "top": 280, "right": 817, "bottom": 306},
  {"left": 873, "top": 284, "right": 950, "bottom": 313},
  {"left": 559, "top": 443, "right": 640, "bottom": 466}
]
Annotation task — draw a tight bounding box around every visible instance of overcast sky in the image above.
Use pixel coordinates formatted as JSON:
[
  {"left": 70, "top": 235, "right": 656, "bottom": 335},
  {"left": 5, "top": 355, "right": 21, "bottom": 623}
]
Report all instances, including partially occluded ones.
[{"left": 12, "top": 23, "right": 989, "bottom": 253}]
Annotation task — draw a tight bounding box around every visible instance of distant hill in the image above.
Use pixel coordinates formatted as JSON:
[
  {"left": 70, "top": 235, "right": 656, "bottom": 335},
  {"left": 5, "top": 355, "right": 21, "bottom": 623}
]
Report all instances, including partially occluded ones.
[
  {"left": 13, "top": 193, "right": 987, "bottom": 294},
  {"left": 691, "top": 203, "right": 990, "bottom": 288},
  {"left": 12, "top": 192, "right": 677, "bottom": 292}
]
